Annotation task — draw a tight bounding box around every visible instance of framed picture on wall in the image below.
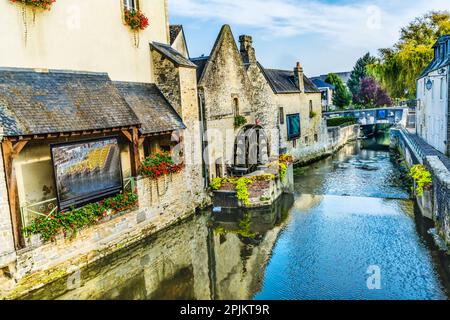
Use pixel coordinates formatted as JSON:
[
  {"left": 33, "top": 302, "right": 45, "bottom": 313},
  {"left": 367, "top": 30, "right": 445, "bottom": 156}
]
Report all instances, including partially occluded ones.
[{"left": 50, "top": 136, "right": 123, "bottom": 210}]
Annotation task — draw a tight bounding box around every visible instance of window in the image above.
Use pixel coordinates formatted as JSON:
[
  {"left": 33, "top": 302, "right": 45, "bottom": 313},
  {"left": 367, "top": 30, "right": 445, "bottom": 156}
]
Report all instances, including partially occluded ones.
[
  {"left": 123, "top": 0, "right": 139, "bottom": 11},
  {"left": 292, "top": 139, "right": 297, "bottom": 148},
  {"left": 440, "top": 78, "right": 444, "bottom": 100},
  {"left": 279, "top": 107, "right": 285, "bottom": 125},
  {"left": 305, "top": 136, "right": 309, "bottom": 145},
  {"left": 314, "top": 134, "right": 318, "bottom": 143},
  {"left": 233, "top": 97, "right": 239, "bottom": 117},
  {"left": 309, "top": 100, "right": 313, "bottom": 114},
  {"left": 286, "top": 114, "right": 301, "bottom": 140}
]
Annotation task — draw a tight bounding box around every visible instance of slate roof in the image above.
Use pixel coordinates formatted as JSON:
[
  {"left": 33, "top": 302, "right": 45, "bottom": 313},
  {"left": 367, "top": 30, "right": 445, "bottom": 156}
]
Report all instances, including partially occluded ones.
[
  {"left": 312, "top": 78, "right": 335, "bottom": 90},
  {"left": 0, "top": 68, "right": 140, "bottom": 137},
  {"left": 190, "top": 56, "right": 209, "bottom": 82},
  {"left": 262, "top": 68, "right": 320, "bottom": 94},
  {"left": 419, "top": 35, "right": 450, "bottom": 78},
  {"left": 169, "top": 25, "right": 183, "bottom": 45},
  {"left": 114, "top": 82, "right": 186, "bottom": 135},
  {"left": 151, "top": 42, "right": 197, "bottom": 68}
]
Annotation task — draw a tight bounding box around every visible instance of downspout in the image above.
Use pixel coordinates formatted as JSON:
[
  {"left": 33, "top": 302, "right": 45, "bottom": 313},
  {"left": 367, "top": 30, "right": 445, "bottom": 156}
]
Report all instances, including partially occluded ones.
[{"left": 198, "top": 89, "right": 209, "bottom": 188}]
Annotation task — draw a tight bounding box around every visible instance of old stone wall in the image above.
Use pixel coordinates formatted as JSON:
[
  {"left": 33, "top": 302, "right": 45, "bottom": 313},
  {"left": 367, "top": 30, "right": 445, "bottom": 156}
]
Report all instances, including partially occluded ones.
[{"left": 0, "top": 170, "right": 209, "bottom": 299}]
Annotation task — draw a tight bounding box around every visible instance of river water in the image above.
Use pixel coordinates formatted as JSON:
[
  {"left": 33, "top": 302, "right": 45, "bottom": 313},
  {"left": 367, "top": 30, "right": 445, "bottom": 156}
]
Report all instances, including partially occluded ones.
[{"left": 25, "top": 135, "right": 450, "bottom": 300}]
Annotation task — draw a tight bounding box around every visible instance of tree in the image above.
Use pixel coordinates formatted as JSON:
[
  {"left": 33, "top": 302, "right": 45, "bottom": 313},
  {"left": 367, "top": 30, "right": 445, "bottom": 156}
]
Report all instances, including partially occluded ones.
[
  {"left": 354, "top": 77, "right": 392, "bottom": 108},
  {"left": 325, "top": 73, "right": 352, "bottom": 109},
  {"left": 348, "top": 53, "right": 377, "bottom": 102},
  {"left": 369, "top": 11, "right": 450, "bottom": 99}
]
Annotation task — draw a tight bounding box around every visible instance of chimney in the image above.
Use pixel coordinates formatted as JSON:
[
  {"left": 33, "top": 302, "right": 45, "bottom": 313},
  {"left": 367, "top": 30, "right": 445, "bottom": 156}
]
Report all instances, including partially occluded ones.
[
  {"left": 239, "top": 35, "right": 256, "bottom": 65},
  {"left": 294, "top": 62, "right": 305, "bottom": 92}
]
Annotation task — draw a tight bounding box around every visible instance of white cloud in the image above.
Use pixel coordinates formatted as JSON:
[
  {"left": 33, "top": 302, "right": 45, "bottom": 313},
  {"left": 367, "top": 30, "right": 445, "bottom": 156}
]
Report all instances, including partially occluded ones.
[{"left": 170, "top": 0, "right": 450, "bottom": 49}]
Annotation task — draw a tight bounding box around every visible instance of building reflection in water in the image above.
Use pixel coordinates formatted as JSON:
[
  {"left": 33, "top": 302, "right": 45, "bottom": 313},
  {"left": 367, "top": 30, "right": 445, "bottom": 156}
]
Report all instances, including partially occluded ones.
[{"left": 21, "top": 194, "right": 294, "bottom": 300}]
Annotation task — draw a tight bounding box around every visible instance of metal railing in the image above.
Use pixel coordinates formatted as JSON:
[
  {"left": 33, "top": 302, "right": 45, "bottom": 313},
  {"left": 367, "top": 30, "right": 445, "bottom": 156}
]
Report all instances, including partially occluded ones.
[{"left": 20, "top": 177, "right": 136, "bottom": 232}]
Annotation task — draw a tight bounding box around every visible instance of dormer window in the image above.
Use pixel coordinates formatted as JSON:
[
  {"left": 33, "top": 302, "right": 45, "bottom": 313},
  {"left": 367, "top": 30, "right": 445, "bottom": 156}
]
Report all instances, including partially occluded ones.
[{"left": 123, "top": 0, "right": 139, "bottom": 11}]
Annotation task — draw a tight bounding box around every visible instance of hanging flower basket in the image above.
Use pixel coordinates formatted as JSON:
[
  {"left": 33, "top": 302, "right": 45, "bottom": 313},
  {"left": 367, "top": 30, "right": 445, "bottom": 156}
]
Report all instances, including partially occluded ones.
[
  {"left": 10, "top": 0, "right": 56, "bottom": 46},
  {"left": 124, "top": 8, "right": 149, "bottom": 48},
  {"left": 11, "top": 0, "right": 55, "bottom": 10}
]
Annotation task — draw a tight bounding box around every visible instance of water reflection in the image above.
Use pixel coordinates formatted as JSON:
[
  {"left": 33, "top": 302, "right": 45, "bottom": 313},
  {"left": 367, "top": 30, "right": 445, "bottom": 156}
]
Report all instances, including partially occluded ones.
[{"left": 23, "top": 136, "right": 450, "bottom": 300}]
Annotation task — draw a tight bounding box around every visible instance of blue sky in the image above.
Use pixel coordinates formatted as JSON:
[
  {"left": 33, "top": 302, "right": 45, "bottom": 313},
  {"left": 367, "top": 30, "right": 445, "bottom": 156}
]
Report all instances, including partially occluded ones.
[{"left": 169, "top": 0, "right": 450, "bottom": 77}]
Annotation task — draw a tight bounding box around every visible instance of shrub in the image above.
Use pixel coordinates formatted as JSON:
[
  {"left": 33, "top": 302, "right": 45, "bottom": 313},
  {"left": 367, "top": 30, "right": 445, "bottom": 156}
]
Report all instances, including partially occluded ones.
[
  {"left": 326, "top": 116, "right": 357, "bottom": 127},
  {"left": 234, "top": 115, "right": 247, "bottom": 128},
  {"left": 409, "top": 165, "right": 432, "bottom": 196},
  {"left": 210, "top": 177, "right": 223, "bottom": 190},
  {"left": 235, "top": 178, "right": 252, "bottom": 206}
]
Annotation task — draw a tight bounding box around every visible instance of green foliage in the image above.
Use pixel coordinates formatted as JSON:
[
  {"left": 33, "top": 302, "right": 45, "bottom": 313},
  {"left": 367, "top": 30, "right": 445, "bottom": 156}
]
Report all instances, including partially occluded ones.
[
  {"left": 235, "top": 178, "right": 252, "bottom": 206},
  {"left": 234, "top": 115, "right": 247, "bottom": 128},
  {"left": 214, "top": 213, "right": 256, "bottom": 238},
  {"left": 409, "top": 165, "right": 433, "bottom": 196},
  {"left": 24, "top": 192, "right": 138, "bottom": 242},
  {"left": 309, "top": 111, "right": 317, "bottom": 118},
  {"left": 369, "top": 11, "right": 450, "bottom": 99},
  {"left": 348, "top": 53, "right": 377, "bottom": 102},
  {"left": 325, "top": 73, "right": 352, "bottom": 108},
  {"left": 210, "top": 177, "right": 223, "bottom": 190},
  {"left": 279, "top": 162, "right": 288, "bottom": 182},
  {"left": 326, "top": 116, "right": 357, "bottom": 127}
]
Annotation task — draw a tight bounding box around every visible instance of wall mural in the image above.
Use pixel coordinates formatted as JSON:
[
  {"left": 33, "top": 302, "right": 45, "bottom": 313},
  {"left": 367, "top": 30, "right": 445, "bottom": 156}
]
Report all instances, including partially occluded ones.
[{"left": 51, "top": 137, "right": 123, "bottom": 210}]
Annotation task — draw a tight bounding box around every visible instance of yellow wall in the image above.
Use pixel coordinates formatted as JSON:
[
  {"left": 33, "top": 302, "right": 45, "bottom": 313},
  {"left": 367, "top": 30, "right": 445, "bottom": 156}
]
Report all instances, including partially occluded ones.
[
  {"left": 275, "top": 92, "right": 322, "bottom": 149},
  {"left": 0, "top": 0, "right": 169, "bottom": 82},
  {"left": 171, "top": 33, "right": 189, "bottom": 58}
]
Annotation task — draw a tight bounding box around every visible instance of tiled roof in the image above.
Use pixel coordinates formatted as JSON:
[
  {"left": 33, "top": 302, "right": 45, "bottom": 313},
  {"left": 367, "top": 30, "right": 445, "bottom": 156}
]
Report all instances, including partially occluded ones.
[
  {"left": 169, "top": 25, "right": 183, "bottom": 45},
  {"left": 419, "top": 35, "right": 450, "bottom": 78},
  {"left": 0, "top": 69, "right": 140, "bottom": 137},
  {"left": 190, "top": 56, "right": 209, "bottom": 81},
  {"left": 262, "top": 68, "right": 320, "bottom": 94},
  {"left": 312, "top": 78, "right": 335, "bottom": 90},
  {"left": 114, "top": 82, "right": 185, "bottom": 135},
  {"left": 151, "top": 42, "right": 197, "bottom": 68}
]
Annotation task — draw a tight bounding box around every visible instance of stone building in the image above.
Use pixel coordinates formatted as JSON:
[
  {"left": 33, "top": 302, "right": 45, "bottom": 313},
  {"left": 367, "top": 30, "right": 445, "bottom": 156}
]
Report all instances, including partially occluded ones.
[
  {"left": 0, "top": 0, "right": 206, "bottom": 296},
  {"left": 261, "top": 63, "right": 323, "bottom": 160},
  {"left": 191, "top": 25, "right": 323, "bottom": 179},
  {"left": 416, "top": 34, "right": 450, "bottom": 155},
  {"left": 191, "top": 25, "right": 278, "bottom": 179}
]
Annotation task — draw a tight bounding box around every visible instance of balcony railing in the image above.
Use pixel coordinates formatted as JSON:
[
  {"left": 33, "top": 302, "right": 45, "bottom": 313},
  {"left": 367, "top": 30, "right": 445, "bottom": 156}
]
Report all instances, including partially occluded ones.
[{"left": 20, "top": 177, "right": 136, "bottom": 235}]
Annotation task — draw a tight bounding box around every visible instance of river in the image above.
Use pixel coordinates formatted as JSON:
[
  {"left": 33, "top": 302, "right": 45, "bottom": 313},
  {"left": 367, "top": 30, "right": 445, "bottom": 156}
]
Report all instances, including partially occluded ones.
[{"left": 24, "top": 135, "right": 450, "bottom": 300}]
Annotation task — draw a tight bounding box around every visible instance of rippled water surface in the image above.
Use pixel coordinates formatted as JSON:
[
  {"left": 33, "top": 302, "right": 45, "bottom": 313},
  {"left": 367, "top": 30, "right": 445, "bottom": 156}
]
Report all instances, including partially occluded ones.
[{"left": 27, "top": 135, "right": 450, "bottom": 300}]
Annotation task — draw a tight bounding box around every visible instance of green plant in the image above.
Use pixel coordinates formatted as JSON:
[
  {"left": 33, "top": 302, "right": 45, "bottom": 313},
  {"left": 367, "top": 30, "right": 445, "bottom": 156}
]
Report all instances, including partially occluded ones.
[
  {"left": 140, "top": 151, "right": 183, "bottom": 179},
  {"left": 11, "top": 0, "right": 55, "bottom": 10},
  {"left": 279, "top": 162, "right": 288, "bottom": 182},
  {"left": 234, "top": 115, "right": 247, "bottom": 128},
  {"left": 409, "top": 164, "right": 433, "bottom": 196},
  {"left": 24, "top": 191, "right": 138, "bottom": 242},
  {"left": 326, "top": 116, "right": 357, "bottom": 127},
  {"left": 235, "top": 177, "right": 253, "bottom": 206},
  {"left": 210, "top": 177, "right": 223, "bottom": 190}
]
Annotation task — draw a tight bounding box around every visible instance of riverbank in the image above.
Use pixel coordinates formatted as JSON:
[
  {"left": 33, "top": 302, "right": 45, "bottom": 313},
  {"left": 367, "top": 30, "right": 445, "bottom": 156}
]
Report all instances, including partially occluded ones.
[
  {"left": 0, "top": 172, "right": 209, "bottom": 300},
  {"left": 391, "top": 128, "right": 450, "bottom": 252},
  {"left": 15, "top": 138, "right": 449, "bottom": 300}
]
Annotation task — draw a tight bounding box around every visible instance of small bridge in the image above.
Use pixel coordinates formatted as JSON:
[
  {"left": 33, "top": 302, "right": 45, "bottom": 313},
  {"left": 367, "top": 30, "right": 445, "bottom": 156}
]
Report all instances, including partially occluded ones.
[{"left": 323, "top": 107, "right": 409, "bottom": 126}]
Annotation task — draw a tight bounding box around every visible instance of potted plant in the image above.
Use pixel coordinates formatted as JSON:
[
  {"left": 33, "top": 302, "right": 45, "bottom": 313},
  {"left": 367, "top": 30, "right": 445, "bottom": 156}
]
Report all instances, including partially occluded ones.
[{"left": 124, "top": 8, "right": 149, "bottom": 48}]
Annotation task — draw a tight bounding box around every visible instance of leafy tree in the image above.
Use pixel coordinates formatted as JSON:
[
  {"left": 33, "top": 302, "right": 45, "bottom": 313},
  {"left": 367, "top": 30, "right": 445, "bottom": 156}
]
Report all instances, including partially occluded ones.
[
  {"left": 369, "top": 11, "right": 450, "bottom": 99},
  {"left": 325, "top": 73, "right": 352, "bottom": 109},
  {"left": 354, "top": 77, "right": 392, "bottom": 108},
  {"left": 348, "top": 53, "right": 377, "bottom": 102}
]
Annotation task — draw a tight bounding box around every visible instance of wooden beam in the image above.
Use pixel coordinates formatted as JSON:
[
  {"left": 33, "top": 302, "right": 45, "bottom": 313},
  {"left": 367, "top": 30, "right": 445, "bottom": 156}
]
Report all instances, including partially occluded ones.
[
  {"left": 1, "top": 140, "right": 25, "bottom": 249},
  {"left": 121, "top": 130, "right": 133, "bottom": 143},
  {"left": 130, "top": 128, "right": 141, "bottom": 177}
]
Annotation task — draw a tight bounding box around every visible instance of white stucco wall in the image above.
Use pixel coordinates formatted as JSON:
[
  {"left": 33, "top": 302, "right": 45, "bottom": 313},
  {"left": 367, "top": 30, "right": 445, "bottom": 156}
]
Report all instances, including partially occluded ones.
[
  {"left": 417, "top": 66, "right": 449, "bottom": 154},
  {"left": 0, "top": 0, "right": 169, "bottom": 83}
]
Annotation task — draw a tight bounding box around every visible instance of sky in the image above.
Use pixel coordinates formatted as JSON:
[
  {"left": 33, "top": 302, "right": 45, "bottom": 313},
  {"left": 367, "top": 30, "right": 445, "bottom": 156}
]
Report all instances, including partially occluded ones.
[{"left": 169, "top": 0, "right": 450, "bottom": 77}]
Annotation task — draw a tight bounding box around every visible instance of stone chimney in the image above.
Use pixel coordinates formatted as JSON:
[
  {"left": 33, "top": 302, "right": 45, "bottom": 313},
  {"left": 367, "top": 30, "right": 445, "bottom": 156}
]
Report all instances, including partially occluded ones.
[
  {"left": 294, "top": 62, "right": 305, "bottom": 93},
  {"left": 239, "top": 35, "right": 256, "bottom": 65}
]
